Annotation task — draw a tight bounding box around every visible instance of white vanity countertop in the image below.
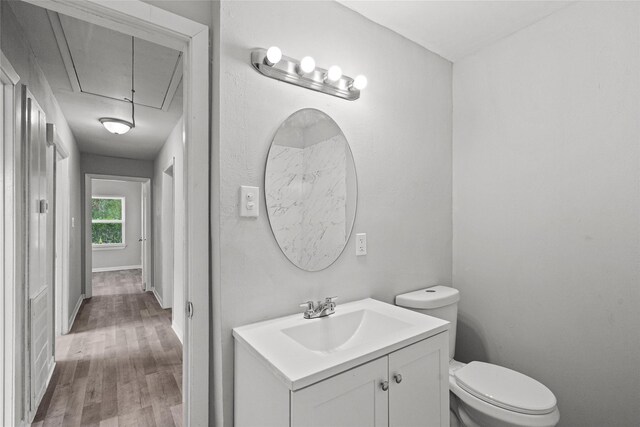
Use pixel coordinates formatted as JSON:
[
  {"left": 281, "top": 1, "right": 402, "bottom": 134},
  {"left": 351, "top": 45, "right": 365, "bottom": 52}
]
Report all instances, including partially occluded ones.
[{"left": 232, "top": 298, "right": 449, "bottom": 391}]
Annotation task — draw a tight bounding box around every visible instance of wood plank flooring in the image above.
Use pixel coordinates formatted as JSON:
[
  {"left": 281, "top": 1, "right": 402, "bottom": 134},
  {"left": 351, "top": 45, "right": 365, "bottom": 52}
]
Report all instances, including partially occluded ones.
[{"left": 32, "top": 269, "right": 183, "bottom": 427}]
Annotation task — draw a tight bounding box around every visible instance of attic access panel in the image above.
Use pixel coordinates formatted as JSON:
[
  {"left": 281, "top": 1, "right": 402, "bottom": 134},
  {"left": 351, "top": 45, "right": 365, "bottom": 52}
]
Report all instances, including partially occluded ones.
[{"left": 58, "top": 14, "right": 182, "bottom": 110}]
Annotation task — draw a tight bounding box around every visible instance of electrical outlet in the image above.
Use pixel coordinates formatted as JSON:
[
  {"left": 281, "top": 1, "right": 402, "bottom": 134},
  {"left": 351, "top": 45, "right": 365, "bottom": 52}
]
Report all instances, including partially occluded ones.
[{"left": 356, "top": 233, "right": 367, "bottom": 256}]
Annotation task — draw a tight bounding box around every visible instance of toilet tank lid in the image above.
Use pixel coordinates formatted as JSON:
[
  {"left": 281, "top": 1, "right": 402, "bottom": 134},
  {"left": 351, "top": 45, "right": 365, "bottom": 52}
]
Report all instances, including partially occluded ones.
[{"left": 395, "top": 286, "right": 460, "bottom": 309}]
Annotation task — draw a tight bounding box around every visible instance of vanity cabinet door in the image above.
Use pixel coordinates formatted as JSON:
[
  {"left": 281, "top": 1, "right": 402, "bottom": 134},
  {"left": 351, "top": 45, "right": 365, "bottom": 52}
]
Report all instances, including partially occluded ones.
[
  {"left": 291, "top": 357, "right": 389, "bottom": 427},
  {"left": 388, "top": 333, "right": 449, "bottom": 427}
]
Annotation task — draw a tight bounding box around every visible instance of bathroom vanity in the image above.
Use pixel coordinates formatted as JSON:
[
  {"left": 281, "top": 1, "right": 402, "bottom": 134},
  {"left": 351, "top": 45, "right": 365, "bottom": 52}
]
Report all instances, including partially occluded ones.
[{"left": 233, "top": 298, "right": 450, "bottom": 426}]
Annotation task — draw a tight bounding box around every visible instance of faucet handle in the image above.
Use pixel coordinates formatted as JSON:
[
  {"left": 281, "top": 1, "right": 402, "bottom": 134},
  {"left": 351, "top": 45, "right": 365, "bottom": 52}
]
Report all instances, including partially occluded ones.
[
  {"left": 300, "top": 300, "right": 315, "bottom": 310},
  {"left": 324, "top": 296, "right": 338, "bottom": 304}
]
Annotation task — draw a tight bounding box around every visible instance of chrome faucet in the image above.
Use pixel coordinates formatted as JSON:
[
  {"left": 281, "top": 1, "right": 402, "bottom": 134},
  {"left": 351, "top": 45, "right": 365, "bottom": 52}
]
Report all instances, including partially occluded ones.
[{"left": 300, "top": 296, "right": 338, "bottom": 319}]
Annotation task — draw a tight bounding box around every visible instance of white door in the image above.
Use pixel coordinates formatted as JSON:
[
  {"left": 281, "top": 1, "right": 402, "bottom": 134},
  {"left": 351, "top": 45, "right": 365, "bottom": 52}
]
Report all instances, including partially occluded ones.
[
  {"left": 389, "top": 334, "right": 450, "bottom": 427},
  {"left": 291, "top": 357, "right": 389, "bottom": 427},
  {"left": 24, "top": 88, "right": 54, "bottom": 419}
]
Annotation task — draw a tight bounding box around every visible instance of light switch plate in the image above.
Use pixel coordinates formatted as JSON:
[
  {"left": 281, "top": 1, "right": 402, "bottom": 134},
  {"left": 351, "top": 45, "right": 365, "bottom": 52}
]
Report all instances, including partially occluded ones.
[
  {"left": 356, "top": 233, "right": 367, "bottom": 256},
  {"left": 240, "top": 186, "right": 259, "bottom": 217}
]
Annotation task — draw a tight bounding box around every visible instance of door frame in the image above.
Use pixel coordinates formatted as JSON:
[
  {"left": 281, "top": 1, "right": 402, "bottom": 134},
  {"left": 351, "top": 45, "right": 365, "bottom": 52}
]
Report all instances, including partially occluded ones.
[
  {"left": 141, "top": 180, "right": 152, "bottom": 292},
  {"left": 1, "top": 50, "right": 20, "bottom": 427},
  {"left": 18, "top": 2, "right": 210, "bottom": 425},
  {"left": 84, "top": 174, "right": 150, "bottom": 297},
  {"left": 161, "top": 158, "right": 175, "bottom": 309}
]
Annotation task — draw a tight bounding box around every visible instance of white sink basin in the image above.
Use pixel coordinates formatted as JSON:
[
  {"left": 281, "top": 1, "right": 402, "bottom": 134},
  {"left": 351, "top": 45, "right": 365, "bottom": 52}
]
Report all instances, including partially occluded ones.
[
  {"left": 282, "top": 309, "right": 413, "bottom": 353},
  {"left": 233, "top": 298, "right": 449, "bottom": 390}
]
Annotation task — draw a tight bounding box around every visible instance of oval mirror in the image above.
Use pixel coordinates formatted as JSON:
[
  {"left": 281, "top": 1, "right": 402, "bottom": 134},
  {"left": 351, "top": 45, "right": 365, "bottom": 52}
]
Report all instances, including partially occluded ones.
[{"left": 265, "top": 109, "right": 357, "bottom": 271}]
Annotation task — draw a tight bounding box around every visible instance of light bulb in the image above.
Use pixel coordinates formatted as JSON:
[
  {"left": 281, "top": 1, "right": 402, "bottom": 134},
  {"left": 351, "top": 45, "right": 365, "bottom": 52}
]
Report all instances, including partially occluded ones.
[
  {"left": 326, "top": 65, "right": 342, "bottom": 82},
  {"left": 352, "top": 75, "right": 368, "bottom": 90},
  {"left": 299, "top": 56, "right": 315, "bottom": 74},
  {"left": 265, "top": 46, "right": 282, "bottom": 66}
]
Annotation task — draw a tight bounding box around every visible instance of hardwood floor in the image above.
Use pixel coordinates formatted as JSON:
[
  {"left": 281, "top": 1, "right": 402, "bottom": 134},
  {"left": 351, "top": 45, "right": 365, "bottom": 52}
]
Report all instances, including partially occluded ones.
[{"left": 32, "top": 269, "right": 183, "bottom": 427}]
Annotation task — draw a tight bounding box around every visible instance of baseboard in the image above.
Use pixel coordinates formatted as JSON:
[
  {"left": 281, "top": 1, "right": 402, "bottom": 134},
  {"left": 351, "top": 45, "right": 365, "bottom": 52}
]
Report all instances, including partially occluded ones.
[
  {"left": 172, "top": 321, "right": 183, "bottom": 345},
  {"left": 92, "top": 265, "right": 142, "bottom": 273},
  {"left": 67, "top": 294, "right": 84, "bottom": 332},
  {"left": 152, "top": 287, "right": 163, "bottom": 308}
]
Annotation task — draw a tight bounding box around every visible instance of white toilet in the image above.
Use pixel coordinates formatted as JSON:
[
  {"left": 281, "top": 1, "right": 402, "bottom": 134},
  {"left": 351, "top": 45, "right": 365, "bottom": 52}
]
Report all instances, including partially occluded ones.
[{"left": 396, "top": 286, "right": 560, "bottom": 427}]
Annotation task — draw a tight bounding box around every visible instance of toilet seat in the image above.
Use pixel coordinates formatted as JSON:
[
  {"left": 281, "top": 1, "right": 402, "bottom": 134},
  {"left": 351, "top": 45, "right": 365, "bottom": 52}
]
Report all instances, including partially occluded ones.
[
  {"left": 449, "top": 369, "right": 560, "bottom": 427},
  {"left": 453, "top": 361, "right": 557, "bottom": 415}
]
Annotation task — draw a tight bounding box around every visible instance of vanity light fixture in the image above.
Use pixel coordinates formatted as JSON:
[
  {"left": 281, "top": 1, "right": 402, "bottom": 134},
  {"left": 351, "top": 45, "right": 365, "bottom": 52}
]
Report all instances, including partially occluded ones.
[
  {"left": 100, "top": 37, "right": 137, "bottom": 135},
  {"left": 250, "top": 47, "right": 366, "bottom": 101}
]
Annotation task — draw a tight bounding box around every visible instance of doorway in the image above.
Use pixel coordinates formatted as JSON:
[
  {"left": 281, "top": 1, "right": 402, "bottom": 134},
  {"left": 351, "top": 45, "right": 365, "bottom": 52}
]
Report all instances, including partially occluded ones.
[
  {"left": 13, "top": 1, "right": 210, "bottom": 425},
  {"left": 85, "top": 175, "right": 151, "bottom": 297}
]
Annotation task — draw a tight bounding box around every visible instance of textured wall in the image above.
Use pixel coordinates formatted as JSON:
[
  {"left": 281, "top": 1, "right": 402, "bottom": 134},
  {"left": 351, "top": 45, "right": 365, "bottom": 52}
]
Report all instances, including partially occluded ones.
[
  {"left": 91, "top": 179, "right": 142, "bottom": 270},
  {"left": 453, "top": 3, "right": 640, "bottom": 426},
  {"left": 216, "top": 1, "right": 452, "bottom": 424}
]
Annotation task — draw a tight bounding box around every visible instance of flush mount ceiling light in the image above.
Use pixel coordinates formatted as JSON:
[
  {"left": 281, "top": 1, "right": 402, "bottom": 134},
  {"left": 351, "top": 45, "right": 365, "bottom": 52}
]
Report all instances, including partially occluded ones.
[
  {"left": 99, "top": 118, "right": 133, "bottom": 135},
  {"left": 251, "top": 46, "right": 367, "bottom": 101},
  {"left": 100, "top": 37, "right": 137, "bottom": 135}
]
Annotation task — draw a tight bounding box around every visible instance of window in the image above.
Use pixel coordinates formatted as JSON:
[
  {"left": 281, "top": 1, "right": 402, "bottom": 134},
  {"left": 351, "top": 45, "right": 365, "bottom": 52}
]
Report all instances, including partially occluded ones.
[{"left": 92, "top": 197, "right": 125, "bottom": 247}]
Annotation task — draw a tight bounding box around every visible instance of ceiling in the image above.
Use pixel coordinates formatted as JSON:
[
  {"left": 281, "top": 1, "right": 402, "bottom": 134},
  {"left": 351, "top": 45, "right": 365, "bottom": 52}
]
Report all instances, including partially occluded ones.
[
  {"left": 337, "top": 1, "right": 573, "bottom": 61},
  {"left": 9, "top": 1, "right": 183, "bottom": 160}
]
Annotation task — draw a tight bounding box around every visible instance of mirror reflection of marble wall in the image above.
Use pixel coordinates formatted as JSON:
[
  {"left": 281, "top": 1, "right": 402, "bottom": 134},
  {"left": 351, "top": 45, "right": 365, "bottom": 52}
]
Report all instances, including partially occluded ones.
[{"left": 265, "top": 109, "right": 357, "bottom": 271}]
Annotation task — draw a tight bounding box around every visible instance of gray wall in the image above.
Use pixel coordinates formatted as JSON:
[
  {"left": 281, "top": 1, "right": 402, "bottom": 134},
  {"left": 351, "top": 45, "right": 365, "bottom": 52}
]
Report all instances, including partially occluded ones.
[
  {"left": 452, "top": 2, "right": 640, "bottom": 426},
  {"left": 91, "top": 179, "right": 142, "bottom": 270},
  {"left": 1, "top": 3, "right": 82, "bottom": 424},
  {"left": 215, "top": 2, "right": 452, "bottom": 425},
  {"left": 80, "top": 153, "right": 154, "bottom": 295},
  {"left": 153, "top": 118, "right": 185, "bottom": 339}
]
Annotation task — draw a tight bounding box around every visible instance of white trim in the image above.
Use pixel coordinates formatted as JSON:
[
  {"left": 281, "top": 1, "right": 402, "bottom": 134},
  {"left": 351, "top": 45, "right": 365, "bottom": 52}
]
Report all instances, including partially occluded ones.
[
  {"left": 46, "top": 10, "right": 81, "bottom": 93},
  {"left": 90, "top": 196, "right": 125, "bottom": 246},
  {"left": 45, "top": 123, "right": 69, "bottom": 159},
  {"left": 162, "top": 54, "right": 183, "bottom": 112},
  {"left": 1, "top": 49, "right": 20, "bottom": 427},
  {"left": 21, "top": 3, "right": 211, "bottom": 425},
  {"left": 152, "top": 287, "right": 163, "bottom": 308},
  {"left": 92, "top": 243, "right": 126, "bottom": 251},
  {"left": 0, "top": 52, "right": 20, "bottom": 84},
  {"left": 172, "top": 321, "right": 183, "bottom": 345},
  {"left": 67, "top": 294, "right": 84, "bottom": 333},
  {"left": 85, "top": 175, "right": 148, "bottom": 299},
  {"left": 92, "top": 265, "right": 141, "bottom": 273}
]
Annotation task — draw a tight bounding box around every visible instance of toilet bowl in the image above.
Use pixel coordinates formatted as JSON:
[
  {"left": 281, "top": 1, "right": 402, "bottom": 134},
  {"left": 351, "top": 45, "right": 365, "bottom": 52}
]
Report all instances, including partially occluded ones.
[{"left": 396, "top": 286, "right": 560, "bottom": 427}]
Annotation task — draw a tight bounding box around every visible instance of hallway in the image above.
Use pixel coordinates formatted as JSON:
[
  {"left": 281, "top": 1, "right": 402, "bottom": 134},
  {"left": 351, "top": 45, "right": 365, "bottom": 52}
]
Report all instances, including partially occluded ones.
[{"left": 32, "top": 270, "right": 183, "bottom": 427}]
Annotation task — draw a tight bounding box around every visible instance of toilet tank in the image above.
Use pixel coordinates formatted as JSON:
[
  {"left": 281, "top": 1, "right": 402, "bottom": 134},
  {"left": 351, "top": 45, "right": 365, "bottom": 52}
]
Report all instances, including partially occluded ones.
[{"left": 395, "top": 286, "right": 460, "bottom": 360}]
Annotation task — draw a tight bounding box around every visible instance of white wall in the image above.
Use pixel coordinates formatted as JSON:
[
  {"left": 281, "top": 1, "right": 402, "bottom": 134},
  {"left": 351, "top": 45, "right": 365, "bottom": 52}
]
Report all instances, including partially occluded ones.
[
  {"left": 91, "top": 179, "right": 142, "bottom": 271},
  {"left": 1, "top": 3, "right": 82, "bottom": 424},
  {"left": 215, "top": 2, "right": 452, "bottom": 424},
  {"left": 153, "top": 118, "right": 185, "bottom": 340},
  {"left": 452, "top": 3, "right": 640, "bottom": 426}
]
